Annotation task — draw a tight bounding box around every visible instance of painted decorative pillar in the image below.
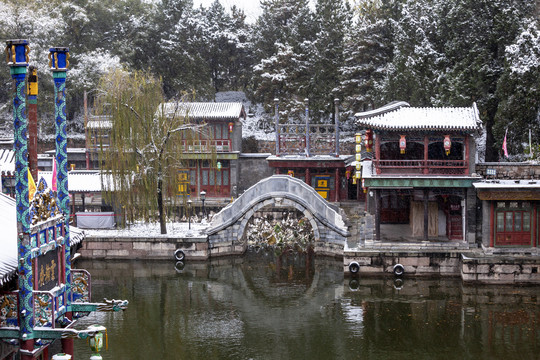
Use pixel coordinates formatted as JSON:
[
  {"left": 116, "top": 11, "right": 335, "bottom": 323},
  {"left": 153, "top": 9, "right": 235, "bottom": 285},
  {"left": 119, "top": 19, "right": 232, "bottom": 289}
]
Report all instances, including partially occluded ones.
[
  {"left": 304, "top": 98, "right": 310, "bottom": 157},
  {"left": 423, "top": 189, "right": 429, "bottom": 241},
  {"left": 49, "top": 47, "right": 72, "bottom": 324},
  {"left": 334, "top": 168, "right": 340, "bottom": 202},
  {"left": 375, "top": 132, "right": 381, "bottom": 174},
  {"left": 6, "top": 38, "right": 34, "bottom": 357},
  {"left": 464, "top": 134, "right": 470, "bottom": 175},
  {"left": 423, "top": 135, "right": 429, "bottom": 175},
  {"left": 489, "top": 202, "right": 495, "bottom": 247},
  {"left": 334, "top": 99, "right": 340, "bottom": 157},
  {"left": 274, "top": 98, "right": 280, "bottom": 156},
  {"left": 27, "top": 66, "right": 38, "bottom": 181},
  {"left": 374, "top": 189, "right": 381, "bottom": 241}
]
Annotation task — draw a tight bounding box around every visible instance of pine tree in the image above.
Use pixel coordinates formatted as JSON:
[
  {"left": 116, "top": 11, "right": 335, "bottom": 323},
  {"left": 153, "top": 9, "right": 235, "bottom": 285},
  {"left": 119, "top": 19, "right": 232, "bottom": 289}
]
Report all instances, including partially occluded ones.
[
  {"left": 309, "top": 0, "right": 352, "bottom": 121},
  {"left": 437, "top": 0, "right": 537, "bottom": 161},
  {"left": 494, "top": 18, "right": 540, "bottom": 158},
  {"left": 336, "top": 0, "right": 395, "bottom": 122},
  {"left": 251, "top": 0, "right": 315, "bottom": 120},
  {"left": 384, "top": 0, "right": 444, "bottom": 106}
]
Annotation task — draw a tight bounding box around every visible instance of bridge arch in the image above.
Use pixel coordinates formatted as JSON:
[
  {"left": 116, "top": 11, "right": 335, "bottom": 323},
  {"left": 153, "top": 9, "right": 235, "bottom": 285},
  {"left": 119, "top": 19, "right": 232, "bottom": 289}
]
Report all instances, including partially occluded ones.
[{"left": 206, "top": 175, "right": 349, "bottom": 257}]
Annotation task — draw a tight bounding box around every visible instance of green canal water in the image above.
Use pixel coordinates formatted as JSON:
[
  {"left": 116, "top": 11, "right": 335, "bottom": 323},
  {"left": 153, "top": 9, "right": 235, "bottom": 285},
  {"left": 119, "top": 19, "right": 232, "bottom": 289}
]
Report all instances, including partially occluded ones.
[{"left": 74, "top": 251, "right": 539, "bottom": 359}]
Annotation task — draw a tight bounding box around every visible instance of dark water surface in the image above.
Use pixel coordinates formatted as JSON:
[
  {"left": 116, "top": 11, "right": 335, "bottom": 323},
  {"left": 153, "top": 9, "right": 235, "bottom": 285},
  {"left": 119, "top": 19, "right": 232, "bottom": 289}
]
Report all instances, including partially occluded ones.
[{"left": 74, "top": 251, "right": 539, "bottom": 360}]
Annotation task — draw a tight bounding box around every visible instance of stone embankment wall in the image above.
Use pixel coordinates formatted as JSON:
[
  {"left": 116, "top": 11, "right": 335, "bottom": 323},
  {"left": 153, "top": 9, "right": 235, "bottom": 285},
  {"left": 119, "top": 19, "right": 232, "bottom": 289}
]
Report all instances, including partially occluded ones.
[
  {"left": 79, "top": 235, "right": 209, "bottom": 261},
  {"left": 343, "top": 251, "right": 540, "bottom": 284},
  {"left": 344, "top": 251, "right": 463, "bottom": 277},
  {"left": 461, "top": 255, "right": 540, "bottom": 283},
  {"left": 475, "top": 162, "right": 540, "bottom": 179}
]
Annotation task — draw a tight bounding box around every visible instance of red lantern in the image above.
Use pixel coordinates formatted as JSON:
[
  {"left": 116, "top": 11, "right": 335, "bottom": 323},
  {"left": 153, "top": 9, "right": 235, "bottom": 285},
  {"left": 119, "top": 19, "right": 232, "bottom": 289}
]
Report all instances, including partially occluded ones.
[
  {"left": 228, "top": 122, "right": 234, "bottom": 133},
  {"left": 444, "top": 135, "right": 451, "bottom": 155},
  {"left": 399, "top": 135, "right": 406, "bottom": 154},
  {"left": 365, "top": 129, "right": 373, "bottom": 153}
]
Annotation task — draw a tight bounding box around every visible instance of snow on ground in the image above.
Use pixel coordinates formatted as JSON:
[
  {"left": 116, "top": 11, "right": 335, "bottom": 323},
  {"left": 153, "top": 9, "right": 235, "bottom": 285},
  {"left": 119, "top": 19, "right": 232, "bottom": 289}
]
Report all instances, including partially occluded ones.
[{"left": 84, "top": 221, "right": 210, "bottom": 238}]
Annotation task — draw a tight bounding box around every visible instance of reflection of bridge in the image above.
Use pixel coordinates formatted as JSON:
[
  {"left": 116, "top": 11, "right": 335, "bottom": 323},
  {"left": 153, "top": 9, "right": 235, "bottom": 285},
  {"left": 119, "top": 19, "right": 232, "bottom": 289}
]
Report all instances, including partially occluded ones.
[{"left": 206, "top": 175, "right": 349, "bottom": 257}]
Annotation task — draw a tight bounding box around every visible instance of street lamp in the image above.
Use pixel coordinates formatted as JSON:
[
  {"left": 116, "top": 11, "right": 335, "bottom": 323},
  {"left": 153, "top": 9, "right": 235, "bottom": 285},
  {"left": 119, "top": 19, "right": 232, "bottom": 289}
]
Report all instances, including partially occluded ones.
[
  {"left": 187, "top": 199, "right": 192, "bottom": 230},
  {"left": 200, "top": 190, "right": 206, "bottom": 219}
]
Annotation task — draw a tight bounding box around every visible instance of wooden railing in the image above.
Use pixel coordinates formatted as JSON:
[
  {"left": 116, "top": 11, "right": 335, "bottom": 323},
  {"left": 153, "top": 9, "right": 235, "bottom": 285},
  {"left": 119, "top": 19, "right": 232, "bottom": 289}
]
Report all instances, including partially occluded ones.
[
  {"left": 182, "top": 139, "right": 231, "bottom": 153},
  {"left": 375, "top": 159, "right": 468, "bottom": 175},
  {"left": 277, "top": 124, "right": 338, "bottom": 156}
]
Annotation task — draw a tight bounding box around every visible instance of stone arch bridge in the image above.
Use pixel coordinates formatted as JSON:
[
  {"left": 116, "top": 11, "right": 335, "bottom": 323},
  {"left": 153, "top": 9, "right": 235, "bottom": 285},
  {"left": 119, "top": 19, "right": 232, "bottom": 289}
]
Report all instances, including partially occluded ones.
[{"left": 206, "top": 175, "right": 349, "bottom": 257}]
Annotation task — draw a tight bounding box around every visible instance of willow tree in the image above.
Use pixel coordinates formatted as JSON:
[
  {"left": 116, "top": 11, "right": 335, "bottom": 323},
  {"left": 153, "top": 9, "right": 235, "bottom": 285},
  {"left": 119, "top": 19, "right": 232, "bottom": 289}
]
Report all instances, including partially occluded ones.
[{"left": 95, "top": 69, "right": 206, "bottom": 234}]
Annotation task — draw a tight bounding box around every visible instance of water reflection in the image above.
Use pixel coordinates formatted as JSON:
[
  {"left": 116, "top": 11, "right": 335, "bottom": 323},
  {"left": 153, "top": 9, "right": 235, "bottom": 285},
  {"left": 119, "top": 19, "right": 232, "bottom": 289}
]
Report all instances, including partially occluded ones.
[{"left": 74, "top": 252, "right": 539, "bottom": 360}]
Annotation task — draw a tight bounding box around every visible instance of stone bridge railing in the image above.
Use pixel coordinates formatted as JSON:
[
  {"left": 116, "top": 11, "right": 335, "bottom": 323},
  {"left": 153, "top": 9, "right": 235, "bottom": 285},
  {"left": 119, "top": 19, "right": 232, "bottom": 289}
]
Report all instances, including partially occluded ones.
[{"left": 206, "top": 175, "right": 349, "bottom": 257}]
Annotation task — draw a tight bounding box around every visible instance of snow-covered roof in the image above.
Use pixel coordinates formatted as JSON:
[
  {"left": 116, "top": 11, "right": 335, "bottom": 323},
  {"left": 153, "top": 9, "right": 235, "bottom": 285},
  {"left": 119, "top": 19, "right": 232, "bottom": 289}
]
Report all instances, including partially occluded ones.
[
  {"left": 355, "top": 102, "right": 483, "bottom": 132},
  {"left": 473, "top": 179, "right": 540, "bottom": 189},
  {"left": 160, "top": 102, "right": 246, "bottom": 121},
  {"left": 0, "top": 192, "right": 85, "bottom": 287},
  {"left": 0, "top": 193, "right": 17, "bottom": 286},
  {"left": 266, "top": 154, "right": 353, "bottom": 162},
  {"left": 38, "top": 170, "right": 104, "bottom": 192},
  {"left": 0, "top": 149, "right": 15, "bottom": 173}
]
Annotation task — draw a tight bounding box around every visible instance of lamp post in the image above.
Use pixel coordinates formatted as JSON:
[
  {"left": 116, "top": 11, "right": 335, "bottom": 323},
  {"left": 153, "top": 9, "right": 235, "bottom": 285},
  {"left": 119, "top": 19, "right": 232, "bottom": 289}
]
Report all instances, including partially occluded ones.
[
  {"left": 187, "top": 199, "right": 192, "bottom": 230},
  {"left": 200, "top": 190, "right": 206, "bottom": 219}
]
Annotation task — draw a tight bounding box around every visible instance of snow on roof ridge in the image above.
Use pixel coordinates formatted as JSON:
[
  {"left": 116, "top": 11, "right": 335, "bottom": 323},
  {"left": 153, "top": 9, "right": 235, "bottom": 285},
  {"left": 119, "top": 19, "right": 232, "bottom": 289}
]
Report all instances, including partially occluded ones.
[
  {"left": 355, "top": 102, "right": 482, "bottom": 131},
  {"left": 162, "top": 102, "right": 246, "bottom": 120},
  {"left": 355, "top": 101, "right": 410, "bottom": 119}
]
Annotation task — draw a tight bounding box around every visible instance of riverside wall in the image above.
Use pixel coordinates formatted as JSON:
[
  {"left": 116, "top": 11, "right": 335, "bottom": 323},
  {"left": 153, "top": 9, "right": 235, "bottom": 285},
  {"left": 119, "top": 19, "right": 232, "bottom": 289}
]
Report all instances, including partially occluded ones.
[{"left": 79, "top": 235, "right": 210, "bottom": 261}]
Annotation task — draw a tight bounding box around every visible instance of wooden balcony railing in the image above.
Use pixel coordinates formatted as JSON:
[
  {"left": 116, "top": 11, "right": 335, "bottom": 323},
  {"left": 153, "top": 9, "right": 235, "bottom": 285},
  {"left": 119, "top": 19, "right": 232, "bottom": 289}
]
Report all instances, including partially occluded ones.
[
  {"left": 182, "top": 139, "right": 231, "bottom": 153},
  {"left": 375, "top": 159, "right": 469, "bottom": 175}
]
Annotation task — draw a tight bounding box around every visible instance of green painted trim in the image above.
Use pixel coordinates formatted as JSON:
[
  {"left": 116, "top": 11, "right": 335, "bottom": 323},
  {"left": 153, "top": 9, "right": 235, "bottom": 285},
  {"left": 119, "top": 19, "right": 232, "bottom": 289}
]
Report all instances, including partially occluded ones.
[
  {"left": 27, "top": 98, "right": 37, "bottom": 104},
  {"left": 0, "top": 328, "right": 20, "bottom": 339},
  {"left": 181, "top": 153, "right": 238, "bottom": 160},
  {"left": 10, "top": 66, "right": 27, "bottom": 75},
  {"left": 71, "top": 303, "right": 99, "bottom": 312},
  {"left": 365, "top": 177, "right": 476, "bottom": 188},
  {"left": 52, "top": 72, "right": 67, "bottom": 79}
]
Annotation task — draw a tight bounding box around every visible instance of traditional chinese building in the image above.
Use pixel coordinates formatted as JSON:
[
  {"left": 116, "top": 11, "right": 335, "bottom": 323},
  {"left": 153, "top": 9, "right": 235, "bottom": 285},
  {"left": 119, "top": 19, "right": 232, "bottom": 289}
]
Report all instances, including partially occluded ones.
[
  {"left": 356, "top": 101, "right": 482, "bottom": 244},
  {"left": 266, "top": 99, "right": 355, "bottom": 202},
  {"left": 474, "top": 163, "right": 540, "bottom": 248},
  {"left": 161, "top": 102, "right": 246, "bottom": 201}
]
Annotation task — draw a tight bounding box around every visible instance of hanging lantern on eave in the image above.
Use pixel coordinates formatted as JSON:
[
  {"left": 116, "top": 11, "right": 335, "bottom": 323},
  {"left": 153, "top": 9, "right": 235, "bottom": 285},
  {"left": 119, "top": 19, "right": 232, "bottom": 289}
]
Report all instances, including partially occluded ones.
[
  {"left": 444, "top": 135, "right": 451, "bottom": 155},
  {"left": 346, "top": 170, "right": 350, "bottom": 179},
  {"left": 365, "top": 129, "right": 373, "bottom": 152},
  {"left": 355, "top": 133, "right": 362, "bottom": 144},
  {"left": 399, "top": 135, "right": 406, "bottom": 154},
  {"left": 228, "top": 122, "right": 234, "bottom": 133}
]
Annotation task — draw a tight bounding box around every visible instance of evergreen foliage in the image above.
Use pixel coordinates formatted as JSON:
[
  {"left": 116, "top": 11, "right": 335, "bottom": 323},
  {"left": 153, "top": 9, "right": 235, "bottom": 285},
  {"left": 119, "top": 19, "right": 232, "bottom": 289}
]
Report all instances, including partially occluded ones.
[{"left": 0, "top": 0, "right": 539, "bottom": 159}]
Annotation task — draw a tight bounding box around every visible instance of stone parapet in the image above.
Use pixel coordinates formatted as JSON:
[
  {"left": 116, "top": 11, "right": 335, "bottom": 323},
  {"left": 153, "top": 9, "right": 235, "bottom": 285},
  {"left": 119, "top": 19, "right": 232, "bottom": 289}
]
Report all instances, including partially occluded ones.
[
  {"left": 343, "top": 248, "right": 540, "bottom": 284},
  {"left": 80, "top": 235, "right": 209, "bottom": 260},
  {"left": 476, "top": 162, "right": 540, "bottom": 179}
]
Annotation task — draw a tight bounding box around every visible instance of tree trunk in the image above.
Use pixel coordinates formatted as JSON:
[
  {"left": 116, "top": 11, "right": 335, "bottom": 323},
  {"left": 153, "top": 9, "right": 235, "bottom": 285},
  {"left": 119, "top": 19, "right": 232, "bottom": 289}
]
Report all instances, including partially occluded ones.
[{"left": 157, "top": 176, "right": 167, "bottom": 234}]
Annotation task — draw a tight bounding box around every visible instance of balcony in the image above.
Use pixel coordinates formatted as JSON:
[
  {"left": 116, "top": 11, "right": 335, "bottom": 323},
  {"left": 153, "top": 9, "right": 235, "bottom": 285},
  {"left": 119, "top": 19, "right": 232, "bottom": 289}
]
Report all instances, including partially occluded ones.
[
  {"left": 375, "top": 159, "right": 469, "bottom": 175},
  {"left": 182, "top": 139, "right": 231, "bottom": 153}
]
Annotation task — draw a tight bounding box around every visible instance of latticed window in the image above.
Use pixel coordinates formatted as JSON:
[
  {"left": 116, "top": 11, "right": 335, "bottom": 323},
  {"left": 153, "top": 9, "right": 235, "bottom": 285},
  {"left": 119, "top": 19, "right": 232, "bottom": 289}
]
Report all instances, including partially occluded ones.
[{"left": 495, "top": 209, "right": 532, "bottom": 246}]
